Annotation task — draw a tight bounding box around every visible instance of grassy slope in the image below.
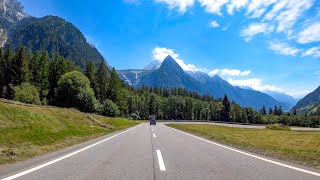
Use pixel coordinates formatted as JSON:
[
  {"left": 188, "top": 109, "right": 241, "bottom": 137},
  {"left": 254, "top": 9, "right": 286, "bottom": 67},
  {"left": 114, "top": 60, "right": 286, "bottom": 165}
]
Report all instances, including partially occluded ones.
[
  {"left": 167, "top": 124, "right": 320, "bottom": 169},
  {"left": 0, "top": 99, "right": 138, "bottom": 165}
]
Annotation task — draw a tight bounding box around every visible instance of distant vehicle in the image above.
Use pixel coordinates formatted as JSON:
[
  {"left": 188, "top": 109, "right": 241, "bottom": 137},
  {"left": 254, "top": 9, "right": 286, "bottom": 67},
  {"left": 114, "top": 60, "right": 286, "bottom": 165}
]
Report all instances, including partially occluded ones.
[{"left": 150, "top": 115, "right": 156, "bottom": 125}]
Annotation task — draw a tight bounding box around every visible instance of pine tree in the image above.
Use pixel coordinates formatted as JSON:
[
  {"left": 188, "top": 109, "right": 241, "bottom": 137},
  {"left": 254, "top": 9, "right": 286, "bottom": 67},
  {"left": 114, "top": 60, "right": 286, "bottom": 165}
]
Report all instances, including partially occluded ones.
[
  {"left": 13, "top": 46, "right": 29, "bottom": 85},
  {"left": 269, "top": 107, "right": 273, "bottom": 115},
  {"left": 260, "top": 105, "right": 267, "bottom": 115},
  {"left": 38, "top": 52, "right": 50, "bottom": 101},
  {"left": 84, "top": 61, "right": 97, "bottom": 93},
  {"left": 95, "top": 61, "right": 109, "bottom": 102},
  {"left": 222, "top": 94, "right": 231, "bottom": 121},
  {"left": 29, "top": 51, "right": 41, "bottom": 84},
  {"left": 108, "top": 67, "right": 122, "bottom": 103}
]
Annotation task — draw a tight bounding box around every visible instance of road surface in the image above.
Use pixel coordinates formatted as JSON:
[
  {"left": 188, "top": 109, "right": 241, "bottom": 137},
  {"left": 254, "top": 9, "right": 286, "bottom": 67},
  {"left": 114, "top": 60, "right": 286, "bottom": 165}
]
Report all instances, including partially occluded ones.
[{"left": 1, "top": 123, "right": 320, "bottom": 180}]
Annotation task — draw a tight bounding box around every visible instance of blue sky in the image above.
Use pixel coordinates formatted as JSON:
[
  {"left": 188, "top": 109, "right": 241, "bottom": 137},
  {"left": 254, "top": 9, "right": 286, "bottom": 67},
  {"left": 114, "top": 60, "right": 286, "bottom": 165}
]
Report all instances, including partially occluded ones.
[{"left": 20, "top": 0, "right": 320, "bottom": 98}]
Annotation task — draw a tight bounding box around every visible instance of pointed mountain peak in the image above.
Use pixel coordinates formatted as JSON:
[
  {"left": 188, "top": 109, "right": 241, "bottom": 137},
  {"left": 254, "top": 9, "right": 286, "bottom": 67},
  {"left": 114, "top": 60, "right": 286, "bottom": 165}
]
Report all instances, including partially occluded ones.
[
  {"left": 163, "top": 55, "right": 175, "bottom": 62},
  {"left": 159, "top": 55, "right": 183, "bottom": 73}
]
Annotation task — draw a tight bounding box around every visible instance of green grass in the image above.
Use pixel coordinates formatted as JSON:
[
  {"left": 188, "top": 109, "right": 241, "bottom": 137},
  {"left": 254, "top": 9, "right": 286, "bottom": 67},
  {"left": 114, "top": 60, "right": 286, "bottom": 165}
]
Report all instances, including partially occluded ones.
[
  {"left": 265, "top": 124, "right": 291, "bottom": 131},
  {"left": 0, "top": 99, "right": 138, "bottom": 165},
  {"left": 167, "top": 124, "right": 320, "bottom": 169}
]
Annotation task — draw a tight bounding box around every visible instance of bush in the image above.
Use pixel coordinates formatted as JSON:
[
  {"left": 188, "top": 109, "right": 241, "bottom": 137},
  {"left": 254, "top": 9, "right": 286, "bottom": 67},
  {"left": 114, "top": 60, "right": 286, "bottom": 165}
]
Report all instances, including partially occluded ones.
[
  {"left": 130, "top": 113, "right": 139, "bottom": 120},
  {"left": 265, "top": 124, "right": 291, "bottom": 131},
  {"left": 14, "top": 83, "right": 41, "bottom": 105},
  {"left": 55, "top": 71, "right": 98, "bottom": 112},
  {"left": 100, "top": 99, "right": 120, "bottom": 117}
]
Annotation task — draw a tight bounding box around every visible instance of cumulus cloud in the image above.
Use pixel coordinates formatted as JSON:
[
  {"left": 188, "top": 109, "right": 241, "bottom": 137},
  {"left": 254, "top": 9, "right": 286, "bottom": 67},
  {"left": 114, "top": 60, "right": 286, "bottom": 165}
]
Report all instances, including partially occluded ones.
[
  {"left": 209, "top": 20, "right": 219, "bottom": 28},
  {"left": 154, "top": 0, "right": 195, "bottom": 13},
  {"left": 227, "top": 78, "right": 283, "bottom": 92},
  {"left": 302, "top": 46, "right": 320, "bottom": 57},
  {"left": 227, "top": 0, "right": 248, "bottom": 15},
  {"left": 208, "top": 69, "right": 251, "bottom": 77},
  {"left": 198, "top": 0, "right": 229, "bottom": 15},
  {"left": 297, "top": 22, "right": 320, "bottom": 44},
  {"left": 268, "top": 42, "right": 301, "bottom": 56},
  {"left": 152, "top": 47, "right": 206, "bottom": 72},
  {"left": 240, "top": 23, "right": 274, "bottom": 41}
]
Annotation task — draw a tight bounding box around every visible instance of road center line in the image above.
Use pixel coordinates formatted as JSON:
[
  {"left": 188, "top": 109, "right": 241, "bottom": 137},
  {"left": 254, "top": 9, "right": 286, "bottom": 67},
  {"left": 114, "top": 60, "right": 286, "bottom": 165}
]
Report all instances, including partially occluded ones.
[
  {"left": 170, "top": 127, "right": 320, "bottom": 177},
  {"left": 1, "top": 126, "right": 138, "bottom": 180},
  {"left": 153, "top": 134, "right": 156, "bottom": 138},
  {"left": 156, "top": 150, "right": 166, "bottom": 171}
]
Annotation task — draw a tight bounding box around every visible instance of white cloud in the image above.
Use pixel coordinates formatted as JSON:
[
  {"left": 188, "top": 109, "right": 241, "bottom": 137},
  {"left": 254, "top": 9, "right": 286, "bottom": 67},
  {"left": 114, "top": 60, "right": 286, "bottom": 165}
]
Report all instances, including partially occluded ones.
[
  {"left": 209, "top": 20, "right": 220, "bottom": 28},
  {"left": 198, "top": 0, "right": 229, "bottom": 15},
  {"left": 268, "top": 42, "right": 300, "bottom": 56},
  {"left": 154, "top": 0, "right": 195, "bottom": 13},
  {"left": 227, "top": 78, "right": 283, "bottom": 92},
  {"left": 302, "top": 46, "right": 320, "bottom": 57},
  {"left": 227, "top": 0, "right": 248, "bottom": 15},
  {"left": 209, "top": 69, "right": 251, "bottom": 76},
  {"left": 240, "top": 23, "right": 274, "bottom": 41},
  {"left": 152, "top": 47, "right": 206, "bottom": 72},
  {"left": 275, "top": 0, "right": 313, "bottom": 34},
  {"left": 297, "top": 22, "right": 320, "bottom": 44},
  {"left": 246, "top": 0, "right": 277, "bottom": 18},
  {"left": 285, "top": 90, "right": 312, "bottom": 99}
]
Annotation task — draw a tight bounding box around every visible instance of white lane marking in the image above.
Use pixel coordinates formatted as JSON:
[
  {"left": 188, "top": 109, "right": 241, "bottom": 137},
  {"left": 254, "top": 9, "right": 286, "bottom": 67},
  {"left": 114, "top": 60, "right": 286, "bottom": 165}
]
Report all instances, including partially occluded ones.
[
  {"left": 153, "top": 134, "right": 156, "bottom": 138},
  {"left": 156, "top": 150, "right": 166, "bottom": 171},
  {"left": 1, "top": 126, "right": 138, "bottom": 180},
  {"left": 170, "top": 127, "right": 320, "bottom": 177}
]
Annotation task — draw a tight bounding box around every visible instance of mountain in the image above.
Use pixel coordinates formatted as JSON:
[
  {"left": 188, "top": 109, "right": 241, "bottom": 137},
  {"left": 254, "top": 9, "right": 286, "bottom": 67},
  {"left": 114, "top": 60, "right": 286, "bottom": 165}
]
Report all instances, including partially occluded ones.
[
  {"left": 0, "top": 0, "right": 109, "bottom": 69},
  {"left": 264, "top": 91, "right": 298, "bottom": 111},
  {"left": 143, "top": 60, "right": 161, "bottom": 70},
  {"left": 187, "top": 71, "right": 288, "bottom": 110},
  {"left": 120, "top": 55, "right": 287, "bottom": 110},
  {"left": 0, "top": 0, "right": 29, "bottom": 46},
  {"left": 139, "top": 55, "right": 201, "bottom": 91},
  {"left": 292, "top": 86, "right": 320, "bottom": 115}
]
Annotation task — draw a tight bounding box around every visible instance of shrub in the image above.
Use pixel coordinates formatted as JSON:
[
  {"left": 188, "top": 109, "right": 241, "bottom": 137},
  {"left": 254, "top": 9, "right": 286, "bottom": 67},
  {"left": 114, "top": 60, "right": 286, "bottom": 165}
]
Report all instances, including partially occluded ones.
[
  {"left": 55, "top": 71, "right": 98, "bottom": 112},
  {"left": 130, "top": 113, "right": 139, "bottom": 120},
  {"left": 100, "top": 99, "right": 120, "bottom": 117},
  {"left": 14, "top": 83, "right": 41, "bottom": 105},
  {"left": 265, "top": 124, "right": 291, "bottom": 131}
]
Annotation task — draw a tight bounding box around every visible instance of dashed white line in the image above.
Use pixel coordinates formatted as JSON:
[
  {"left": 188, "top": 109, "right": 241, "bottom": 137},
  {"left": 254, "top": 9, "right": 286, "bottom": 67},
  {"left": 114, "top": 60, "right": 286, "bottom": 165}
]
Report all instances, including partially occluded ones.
[
  {"left": 156, "top": 150, "right": 166, "bottom": 171},
  {"left": 170, "top": 127, "right": 320, "bottom": 177},
  {"left": 1, "top": 126, "right": 137, "bottom": 180},
  {"left": 153, "top": 134, "right": 156, "bottom": 138}
]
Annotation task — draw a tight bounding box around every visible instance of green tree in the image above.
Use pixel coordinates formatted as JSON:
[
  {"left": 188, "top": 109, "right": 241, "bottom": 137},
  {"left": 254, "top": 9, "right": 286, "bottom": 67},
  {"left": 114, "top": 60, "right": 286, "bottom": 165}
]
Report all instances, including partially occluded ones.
[
  {"left": 108, "top": 67, "right": 122, "bottom": 103},
  {"left": 84, "top": 61, "right": 97, "bottom": 92},
  {"left": 55, "top": 71, "right": 98, "bottom": 112},
  {"left": 14, "top": 82, "right": 41, "bottom": 105},
  {"left": 37, "top": 52, "right": 50, "bottom": 102},
  {"left": 95, "top": 61, "right": 109, "bottom": 102},
  {"left": 100, "top": 99, "right": 120, "bottom": 117},
  {"left": 222, "top": 94, "right": 231, "bottom": 121},
  {"left": 13, "top": 46, "right": 29, "bottom": 85}
]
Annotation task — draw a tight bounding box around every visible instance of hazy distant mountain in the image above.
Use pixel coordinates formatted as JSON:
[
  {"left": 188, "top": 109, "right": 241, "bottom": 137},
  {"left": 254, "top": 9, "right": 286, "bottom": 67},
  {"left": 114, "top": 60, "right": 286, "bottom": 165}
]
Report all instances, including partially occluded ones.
[
  {"left": 292, "top": 86, "right": 320, "bottom": 115},
  {"left": 143, "top": 60, "right": 161, "bottom": 70},
  {"left": 264, "top": 91, "right": 298, "bottom": 111},
  {"left": 0, "top": 0, "right": 109, "bottom": 69},
  {"left": 187, "top": 71, "right": 288, "bottom": 110},
  {"left": 120, "top": 55, "right": 287, "bottom": 110}
]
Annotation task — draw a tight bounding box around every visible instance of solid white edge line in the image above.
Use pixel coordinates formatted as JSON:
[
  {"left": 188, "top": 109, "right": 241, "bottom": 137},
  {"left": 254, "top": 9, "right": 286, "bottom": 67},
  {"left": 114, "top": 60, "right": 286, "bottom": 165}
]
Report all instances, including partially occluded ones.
[
  {"left": 170, "top": 127, "right": 320, "bottom": 177},
  {"left": 153, "top": 134, "right": 156, "bottom": 138},
  {"left": 156, "top": 150, "right": 166, "bottom": 171},
  {"left": 1, "top": 126, "right": 137, "bottom": 180}
]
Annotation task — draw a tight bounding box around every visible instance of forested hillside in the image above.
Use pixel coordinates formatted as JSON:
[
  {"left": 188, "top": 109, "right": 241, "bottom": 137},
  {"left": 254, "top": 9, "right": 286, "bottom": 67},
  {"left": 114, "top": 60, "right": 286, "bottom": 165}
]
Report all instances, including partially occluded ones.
[
  {"left": 292, "top": 86, "right": 320, "bottom": 115},
  {"left": 5, "top": 16, "right": 108, "bottom": 69},
  {"left": 0, "top": 46, "right": 319, "bottom": 127}
]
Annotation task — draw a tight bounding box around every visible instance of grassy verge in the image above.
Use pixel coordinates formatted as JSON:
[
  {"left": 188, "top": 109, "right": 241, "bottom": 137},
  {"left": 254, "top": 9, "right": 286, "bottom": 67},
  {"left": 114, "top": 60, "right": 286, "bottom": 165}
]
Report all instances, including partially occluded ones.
[
  {"left": 167, "top": 124, "right": 320, "bottom": 169},
  {"left": 0, "top": 99, "right": 138, "bottom": 165}
]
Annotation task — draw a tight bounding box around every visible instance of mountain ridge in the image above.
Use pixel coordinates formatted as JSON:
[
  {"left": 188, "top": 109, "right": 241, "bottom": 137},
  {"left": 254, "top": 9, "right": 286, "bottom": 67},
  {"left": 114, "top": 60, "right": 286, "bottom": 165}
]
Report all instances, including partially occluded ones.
[{"left": 119, "top": 56, "right": 289, "bottom": 110}]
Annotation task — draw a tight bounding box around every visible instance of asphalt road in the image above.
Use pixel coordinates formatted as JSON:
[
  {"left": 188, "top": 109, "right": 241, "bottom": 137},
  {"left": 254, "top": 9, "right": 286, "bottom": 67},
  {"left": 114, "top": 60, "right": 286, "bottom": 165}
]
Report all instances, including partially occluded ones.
[{"left": 1, "top": 123, "right": 320, "bottom": 180}]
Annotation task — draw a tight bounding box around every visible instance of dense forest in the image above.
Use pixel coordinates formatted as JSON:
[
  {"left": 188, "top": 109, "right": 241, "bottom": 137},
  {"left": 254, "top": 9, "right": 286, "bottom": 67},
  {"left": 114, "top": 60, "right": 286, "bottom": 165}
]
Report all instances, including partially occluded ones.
[{"left": 0, "top": 46, "right": 319, "bottom": 127}]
